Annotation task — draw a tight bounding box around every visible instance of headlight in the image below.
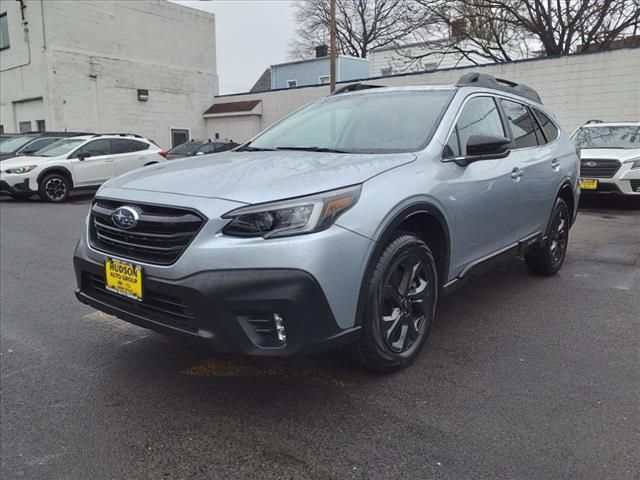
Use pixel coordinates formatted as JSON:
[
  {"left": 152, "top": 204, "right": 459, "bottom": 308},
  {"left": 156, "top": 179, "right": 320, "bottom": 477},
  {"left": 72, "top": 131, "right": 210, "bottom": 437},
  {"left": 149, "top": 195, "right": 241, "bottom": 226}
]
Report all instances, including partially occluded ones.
[
  {"left": 630, "top": 159, "right": 640, "bottom": 169},
  {"left": 222, "top": 185, "right": 361, "bottom": 238},
  {"left": 4, "top": 165, "right": 37, "bottom": 174}
]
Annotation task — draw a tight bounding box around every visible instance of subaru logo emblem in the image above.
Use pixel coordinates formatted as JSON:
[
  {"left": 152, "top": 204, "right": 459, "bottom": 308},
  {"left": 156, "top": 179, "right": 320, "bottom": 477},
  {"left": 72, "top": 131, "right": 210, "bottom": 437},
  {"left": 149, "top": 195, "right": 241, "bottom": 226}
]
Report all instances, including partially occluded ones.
[
  {"left": 584, "top": 161, "right": 597, "bottom": 167},
  {"left": 111, "top": 206, "right": 139, "bottom": 230}
]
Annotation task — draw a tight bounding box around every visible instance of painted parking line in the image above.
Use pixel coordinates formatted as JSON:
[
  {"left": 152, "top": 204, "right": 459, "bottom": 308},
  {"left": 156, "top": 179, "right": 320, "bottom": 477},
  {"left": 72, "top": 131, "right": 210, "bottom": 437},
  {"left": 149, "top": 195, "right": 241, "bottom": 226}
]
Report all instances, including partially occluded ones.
[{"left": 182, "top": 357, "right": 354, "bottom": 388}]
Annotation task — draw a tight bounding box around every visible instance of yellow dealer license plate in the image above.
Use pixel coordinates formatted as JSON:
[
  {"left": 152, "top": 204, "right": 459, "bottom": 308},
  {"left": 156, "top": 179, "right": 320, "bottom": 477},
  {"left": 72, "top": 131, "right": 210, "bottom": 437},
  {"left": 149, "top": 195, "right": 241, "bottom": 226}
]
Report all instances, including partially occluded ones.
[
  {"left": 579, "top": 178, "right": 599, "bottom": 190},
  {"left": 105, "top": 259, "right": 143, "bottom": 301}
]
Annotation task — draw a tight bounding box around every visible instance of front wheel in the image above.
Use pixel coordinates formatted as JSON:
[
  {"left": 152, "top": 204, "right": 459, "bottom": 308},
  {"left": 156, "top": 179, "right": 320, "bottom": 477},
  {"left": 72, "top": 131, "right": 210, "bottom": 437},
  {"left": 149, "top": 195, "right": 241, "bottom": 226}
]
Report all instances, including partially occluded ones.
[
  {"left": 353, "top": 232, "right": 438, "bottom": 373},
  {"left": 525, "top": 197, "right": 570, "bottom": 275},
  {"left": 39, "top": 173, "right": 71, "bottom": 202}
]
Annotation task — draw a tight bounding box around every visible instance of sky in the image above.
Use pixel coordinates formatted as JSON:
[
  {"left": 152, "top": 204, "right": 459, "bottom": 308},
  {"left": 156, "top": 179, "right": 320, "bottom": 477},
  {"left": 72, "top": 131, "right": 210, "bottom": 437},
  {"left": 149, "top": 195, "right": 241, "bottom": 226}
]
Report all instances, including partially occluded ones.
[{"left": 171, "top": 0, "right": 297, "bottom": 95}]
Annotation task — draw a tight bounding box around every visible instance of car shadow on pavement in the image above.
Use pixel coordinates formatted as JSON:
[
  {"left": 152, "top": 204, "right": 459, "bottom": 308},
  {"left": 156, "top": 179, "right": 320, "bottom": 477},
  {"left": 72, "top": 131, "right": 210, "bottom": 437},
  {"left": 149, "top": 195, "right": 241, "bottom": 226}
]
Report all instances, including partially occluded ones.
[
  {"left": 579, "top": 194, "right": 640, "bottom": 211},
  {"left": 0, "top": 191, "right": 97, "bottom": 204}
]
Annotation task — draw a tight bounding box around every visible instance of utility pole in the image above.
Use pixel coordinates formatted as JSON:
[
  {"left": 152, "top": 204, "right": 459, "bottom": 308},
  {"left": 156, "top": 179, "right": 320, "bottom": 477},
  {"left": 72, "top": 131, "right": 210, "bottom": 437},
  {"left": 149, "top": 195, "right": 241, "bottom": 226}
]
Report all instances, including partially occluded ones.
[{"left": 330, "top": 0, "right": 336, "bottom": 93}]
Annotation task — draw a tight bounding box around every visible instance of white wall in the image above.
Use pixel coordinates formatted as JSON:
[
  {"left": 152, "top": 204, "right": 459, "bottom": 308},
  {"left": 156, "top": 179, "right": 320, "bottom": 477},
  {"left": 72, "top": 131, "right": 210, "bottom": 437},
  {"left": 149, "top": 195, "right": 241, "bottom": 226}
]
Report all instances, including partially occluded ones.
[
  {"left": 1, "top": 0, "right": 218, "bottom": 147},
  {"left": 0, "top": 0, "right": 49, "bottom": 131},
  {"left": 210, "top": 47, "right": 640, "bottom": 143}
]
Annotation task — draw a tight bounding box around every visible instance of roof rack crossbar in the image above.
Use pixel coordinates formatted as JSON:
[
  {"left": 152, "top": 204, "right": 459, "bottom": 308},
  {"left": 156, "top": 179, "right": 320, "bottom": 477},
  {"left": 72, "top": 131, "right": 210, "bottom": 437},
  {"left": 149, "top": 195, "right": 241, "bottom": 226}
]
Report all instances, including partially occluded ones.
[
  {"left": 456, "top": 72, "right": 542, "bottom": 104},
  {"left": 332, "top": 83, "right": 385, "bottom": 95},
  {"left": 92, "top": 133, "right": 143, "bottom": 138}
]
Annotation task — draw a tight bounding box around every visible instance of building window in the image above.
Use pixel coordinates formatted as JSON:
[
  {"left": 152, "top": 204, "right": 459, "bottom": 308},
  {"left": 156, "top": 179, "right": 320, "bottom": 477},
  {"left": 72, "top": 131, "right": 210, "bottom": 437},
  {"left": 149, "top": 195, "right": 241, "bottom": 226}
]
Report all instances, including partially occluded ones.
[
  {"left": 319, "top": 75, "right": 330, "bottom": 84},
  {"left": 36, "top": 120, "right": 46, "bottom": 132},
  {"left": 380, "top": 67, "right": 393, "bottom": 76},
  {"left": 170, "top": 128, "right": 190, "bottom": 148},
  {"left": 287, "top": 80, "right": 297, "bottom": 88},
  {"left": 0, "top": 13, "right": 9, "bottom": 50},
  {"left": 0, "top": 125, "right": 4, "bottom": 134},
  {"left": 19, "top": 121, "right": 32, "bottom": 133}
]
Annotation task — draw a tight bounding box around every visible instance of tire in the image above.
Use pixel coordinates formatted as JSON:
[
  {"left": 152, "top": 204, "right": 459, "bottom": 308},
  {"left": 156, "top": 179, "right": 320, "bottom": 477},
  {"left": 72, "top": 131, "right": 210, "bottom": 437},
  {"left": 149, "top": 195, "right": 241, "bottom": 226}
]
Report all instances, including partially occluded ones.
[
  {"left": 353, "top": 232, "right": 438, "bottom": 373},
  {"left": 525, "top": 197, "right": 570, "bottom": 275},
  {"left": 39, "top": 173, "right": 71, "bottom": 202}
]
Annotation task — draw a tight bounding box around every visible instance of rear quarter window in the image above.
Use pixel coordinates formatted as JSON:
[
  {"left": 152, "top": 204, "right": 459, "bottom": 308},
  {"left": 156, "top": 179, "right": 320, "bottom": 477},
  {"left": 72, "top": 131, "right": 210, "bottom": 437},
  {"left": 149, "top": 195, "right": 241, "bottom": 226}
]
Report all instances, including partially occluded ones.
[
  {"left": 501, "top": 99, "right": 540, "bottom": 148},
  {"left": 533, "top": 109, "right": 559, "bottom": 143}
]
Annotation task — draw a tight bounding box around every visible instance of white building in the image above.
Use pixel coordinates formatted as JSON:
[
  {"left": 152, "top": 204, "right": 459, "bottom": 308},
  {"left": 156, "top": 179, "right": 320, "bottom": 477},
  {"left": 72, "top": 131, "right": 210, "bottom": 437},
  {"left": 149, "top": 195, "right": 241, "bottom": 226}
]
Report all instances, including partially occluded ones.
[
  {"left": 369, "top": 40, "right": 524, "bottom": 77},
  {"left": 0, "top": 0, "right": 218, "bottom": 148}
]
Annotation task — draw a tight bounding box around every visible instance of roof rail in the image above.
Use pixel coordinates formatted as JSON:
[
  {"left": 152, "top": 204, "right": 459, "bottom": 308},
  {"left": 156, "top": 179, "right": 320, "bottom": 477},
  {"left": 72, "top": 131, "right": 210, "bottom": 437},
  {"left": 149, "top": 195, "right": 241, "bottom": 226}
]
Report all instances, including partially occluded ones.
[
  {"left": 456, "top": 72, "right": 542, "bottom": 104},
  {"left": 93, "top": 133, "right": 143, "bottom": 138},
  {"left": 585, "top": 119, "right": 604, "bottom": 124},
  {"left": 332, "top": 83, "right": 385, "bottom": 95}
]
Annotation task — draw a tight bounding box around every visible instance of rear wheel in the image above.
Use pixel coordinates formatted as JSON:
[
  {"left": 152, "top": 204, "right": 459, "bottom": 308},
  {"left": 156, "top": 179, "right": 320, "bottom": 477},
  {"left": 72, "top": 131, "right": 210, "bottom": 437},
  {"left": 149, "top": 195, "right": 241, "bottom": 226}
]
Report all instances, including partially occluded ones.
[
  {"left": 353, "top": 232, "right": 438, "bottom": 373},
  {"left": 525, "top": 197, "right": 570, "bottom": 275},
  {"left": 39, "top": 173, "right": 71, "bottom": 202}
]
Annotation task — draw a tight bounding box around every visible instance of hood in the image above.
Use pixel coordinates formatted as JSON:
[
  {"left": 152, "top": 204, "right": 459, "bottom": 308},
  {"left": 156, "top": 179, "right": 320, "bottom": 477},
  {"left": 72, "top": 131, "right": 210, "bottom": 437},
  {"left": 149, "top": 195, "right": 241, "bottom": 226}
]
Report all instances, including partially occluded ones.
[
  {"left": 105, "top": 150, "right": 416, "bottom": 204},
  {"left": 0, "top": 155, "right": 49, "bottom": 169},
  {"left": 580, "top": 148, "right": 640, "bottom": 162}
]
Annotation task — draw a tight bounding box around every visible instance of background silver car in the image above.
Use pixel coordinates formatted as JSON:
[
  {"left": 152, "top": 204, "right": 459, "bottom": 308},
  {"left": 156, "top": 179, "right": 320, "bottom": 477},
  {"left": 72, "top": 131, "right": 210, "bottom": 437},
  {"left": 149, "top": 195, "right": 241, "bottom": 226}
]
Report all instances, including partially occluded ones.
[{"left": 74, "top": 73, "right": 580, "bottom": 372}]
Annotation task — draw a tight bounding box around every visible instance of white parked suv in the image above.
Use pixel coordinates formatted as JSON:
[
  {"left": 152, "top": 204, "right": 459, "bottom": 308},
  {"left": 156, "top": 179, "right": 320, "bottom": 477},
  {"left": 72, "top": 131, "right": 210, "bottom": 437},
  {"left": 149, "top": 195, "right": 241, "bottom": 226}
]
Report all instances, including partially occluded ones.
[
  {"left": 571, "top": 121, "right": 640, "bottom": 196},
  {"left": 0, "top": 134, "right": 167, "bottom": 202}
]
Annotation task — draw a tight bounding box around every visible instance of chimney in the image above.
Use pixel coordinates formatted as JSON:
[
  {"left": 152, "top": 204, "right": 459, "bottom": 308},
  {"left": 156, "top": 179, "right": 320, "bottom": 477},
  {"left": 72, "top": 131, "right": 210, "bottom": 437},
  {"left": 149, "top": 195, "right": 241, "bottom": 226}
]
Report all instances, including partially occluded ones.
[
  {"left": 315, "top": 45, "right": 329, "bottom": 58},
  {"left": 450, "top": 18, "right": 468, "bottom": 40}
]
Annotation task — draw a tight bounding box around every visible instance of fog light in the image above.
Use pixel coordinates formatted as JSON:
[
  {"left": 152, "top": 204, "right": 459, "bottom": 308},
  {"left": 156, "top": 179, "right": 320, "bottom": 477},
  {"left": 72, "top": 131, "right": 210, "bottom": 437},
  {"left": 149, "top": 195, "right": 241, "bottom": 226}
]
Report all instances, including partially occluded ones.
[{"left": 273, "top": 313, "right": 287, "bottom": 344}]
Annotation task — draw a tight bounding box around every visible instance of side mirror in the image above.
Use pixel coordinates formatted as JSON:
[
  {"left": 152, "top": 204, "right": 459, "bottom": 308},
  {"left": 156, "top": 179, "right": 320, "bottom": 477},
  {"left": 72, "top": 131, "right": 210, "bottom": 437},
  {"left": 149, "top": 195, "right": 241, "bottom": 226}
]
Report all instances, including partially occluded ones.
[
  {"left": 467, "top": 134, "right": 511, "bottom": 157},
  {"left": 451, "top": 134, "right": 511, "bottom": 166},
  {"left": 21, "top": 149, "right": 36, "bottom": 155},
  {"left": 77, "top": 151, "right": 92, "bottom": 161},
  {"left": 195, "top": 151, "right": 205, "bottom": 156}
]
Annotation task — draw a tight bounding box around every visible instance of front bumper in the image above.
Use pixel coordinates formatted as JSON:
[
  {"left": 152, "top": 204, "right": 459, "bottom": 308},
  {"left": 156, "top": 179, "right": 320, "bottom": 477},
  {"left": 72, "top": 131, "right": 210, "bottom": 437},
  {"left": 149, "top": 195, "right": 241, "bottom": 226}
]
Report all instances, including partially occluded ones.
[
  {"left": 580, "top": 164, "right": 640, "bottom": 195},
  {"left": 0, "top": 178, "right": 35, "bottom": 195},
  {"left": 74, "top": 255, "right": 361, "bottom": 356}
]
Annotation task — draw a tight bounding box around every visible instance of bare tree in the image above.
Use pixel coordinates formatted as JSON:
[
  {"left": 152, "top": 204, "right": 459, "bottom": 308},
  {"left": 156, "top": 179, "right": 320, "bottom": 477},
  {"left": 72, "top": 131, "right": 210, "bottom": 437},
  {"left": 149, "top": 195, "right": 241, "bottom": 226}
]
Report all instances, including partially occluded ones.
[
  {"left": 409, "top": 0, "right": 640, "bottom": 63},
  {"left": 289, "top": 0, "right": 424, "bottom": 59}
]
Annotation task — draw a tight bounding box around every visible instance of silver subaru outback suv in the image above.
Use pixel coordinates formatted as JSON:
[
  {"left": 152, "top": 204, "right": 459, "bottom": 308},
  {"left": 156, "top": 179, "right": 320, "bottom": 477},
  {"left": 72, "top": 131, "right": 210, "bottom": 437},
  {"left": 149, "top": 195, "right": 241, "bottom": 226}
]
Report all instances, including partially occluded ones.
[{"left": 74, "top": 73, "right": 580, "bottom": 372}]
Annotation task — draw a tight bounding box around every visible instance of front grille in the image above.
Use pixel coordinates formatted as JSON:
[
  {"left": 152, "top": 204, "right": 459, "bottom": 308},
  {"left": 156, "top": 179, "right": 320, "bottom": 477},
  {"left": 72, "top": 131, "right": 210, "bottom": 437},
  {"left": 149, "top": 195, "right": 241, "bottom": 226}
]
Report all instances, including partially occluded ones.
[
  {"left": 89, "top": 199, "right": 205, "bottom": 265},
  {"left": 580, "top": 158, "right": 621, "bottom": 178},
  {"left": 83, "top": 273, "right": 197, "bottom": 332},
  {"left": 630, "top": 180, "right": 640, "bottom": 193}
]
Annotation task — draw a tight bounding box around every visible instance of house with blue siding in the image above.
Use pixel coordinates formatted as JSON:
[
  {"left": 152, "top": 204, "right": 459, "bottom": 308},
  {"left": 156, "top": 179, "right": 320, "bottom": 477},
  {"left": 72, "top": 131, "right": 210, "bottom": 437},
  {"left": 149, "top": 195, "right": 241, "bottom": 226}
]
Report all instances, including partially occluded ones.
[{"left": 270, "top": 55, "right": 369, "bottom": 90}]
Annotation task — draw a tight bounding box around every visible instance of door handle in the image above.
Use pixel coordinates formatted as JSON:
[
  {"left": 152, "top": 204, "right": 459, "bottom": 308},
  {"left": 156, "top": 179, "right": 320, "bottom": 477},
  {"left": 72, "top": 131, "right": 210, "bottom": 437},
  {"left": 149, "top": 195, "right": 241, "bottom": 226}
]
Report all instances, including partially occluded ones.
[
  {"left": 511, "top": 167, "right": 523, "bottom": 181},
  {"left": 551, "top": 158, "right": 561, "bottom": 171},
  {"left": 106, "top": 159, "right": 114, "bottom": 162}
]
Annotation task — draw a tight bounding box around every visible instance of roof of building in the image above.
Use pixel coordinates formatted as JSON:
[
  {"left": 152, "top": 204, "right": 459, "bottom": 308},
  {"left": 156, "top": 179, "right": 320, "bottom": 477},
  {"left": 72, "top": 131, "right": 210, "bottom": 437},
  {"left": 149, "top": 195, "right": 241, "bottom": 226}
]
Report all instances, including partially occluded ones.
[
  {"left": 270, "top": 55, "right": 368, "bottom": 69},
  {"left": 250, "top": 68, "right": 272, "bottom": 93},
  {"left": 203, "top": 100, "right": 261, "bottom": 115}
]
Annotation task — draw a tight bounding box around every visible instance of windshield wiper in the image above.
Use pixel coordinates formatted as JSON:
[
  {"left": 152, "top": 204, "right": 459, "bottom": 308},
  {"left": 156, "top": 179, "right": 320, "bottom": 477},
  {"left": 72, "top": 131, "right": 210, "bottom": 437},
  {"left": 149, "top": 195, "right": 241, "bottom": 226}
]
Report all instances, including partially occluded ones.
[
  {"left": 235, "top": 142, "right": 275, "bottom": 152},
  {"left": 275, "top": 146, "right": 351, "bottom": 153}
]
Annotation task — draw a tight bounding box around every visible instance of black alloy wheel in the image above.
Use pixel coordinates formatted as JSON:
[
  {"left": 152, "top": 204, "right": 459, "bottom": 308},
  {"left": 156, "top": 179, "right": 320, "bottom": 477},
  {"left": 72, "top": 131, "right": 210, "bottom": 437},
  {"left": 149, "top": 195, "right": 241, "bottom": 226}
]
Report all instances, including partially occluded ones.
[
  {"left": 525, "top": 197, "right": 570, "bottom": 275},
  {"left": 380, "top": 253, "right": 433, "bottom": 354},
  {"left": 354, "top": 232, "right": 438, "bottom": 372},
  {"left": 39, "top": 174, "right": 71, "bottom": 202}
]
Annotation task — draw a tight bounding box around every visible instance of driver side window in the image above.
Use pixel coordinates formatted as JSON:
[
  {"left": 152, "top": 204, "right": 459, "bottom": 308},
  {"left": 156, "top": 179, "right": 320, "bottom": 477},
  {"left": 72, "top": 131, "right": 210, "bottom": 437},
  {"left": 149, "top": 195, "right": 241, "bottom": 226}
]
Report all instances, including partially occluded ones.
[
  {"left": 71, "top": 139, "right": 111, "bottom": 158},
  {"left": 444, "top": 96, "right": 505, "bottom": 158}
]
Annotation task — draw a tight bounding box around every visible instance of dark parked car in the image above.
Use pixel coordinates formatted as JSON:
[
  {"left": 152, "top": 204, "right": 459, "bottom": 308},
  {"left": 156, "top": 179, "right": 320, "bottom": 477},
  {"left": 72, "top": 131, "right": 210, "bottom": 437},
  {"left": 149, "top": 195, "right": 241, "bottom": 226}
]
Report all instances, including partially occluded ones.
[
  {"left": 0, "top": 132, "right": 91, "bottom": 161},
  {"left": 165, "top": 139, "right": 239, "bottom": 160},
  {"left": 0, "top": 133, "right": 20, "bottom": 144}
]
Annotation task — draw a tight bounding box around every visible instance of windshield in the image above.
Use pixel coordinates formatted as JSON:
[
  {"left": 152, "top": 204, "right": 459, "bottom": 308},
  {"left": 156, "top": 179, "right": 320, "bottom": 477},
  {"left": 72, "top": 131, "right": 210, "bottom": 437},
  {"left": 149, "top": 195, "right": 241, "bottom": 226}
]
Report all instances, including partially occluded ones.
[
  {"left": 249, "top": 90, "right": 453, "bottom": 153},
  {"left": 572, "top": 126, "right": 640, "bottom": 149},
  {"left": 36, "top": 139, "right": 87, "bottom": 157},
  {"left": 0, "top": 136, "right": 35, "bottom": 153},
  {"left": 168, "top": 142, "right": 201, "bottom": 155}
]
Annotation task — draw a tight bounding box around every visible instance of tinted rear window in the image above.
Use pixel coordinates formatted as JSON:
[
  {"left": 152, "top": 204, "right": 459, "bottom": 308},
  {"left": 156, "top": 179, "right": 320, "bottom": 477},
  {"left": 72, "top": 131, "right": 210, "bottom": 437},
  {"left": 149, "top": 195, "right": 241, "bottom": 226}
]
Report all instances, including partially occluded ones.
[
  {"left": 501, "top": 99, "right": 539, "bottom": 148},
  {"left": 533, "top": 109, "right": 559, "bottom": 143}
]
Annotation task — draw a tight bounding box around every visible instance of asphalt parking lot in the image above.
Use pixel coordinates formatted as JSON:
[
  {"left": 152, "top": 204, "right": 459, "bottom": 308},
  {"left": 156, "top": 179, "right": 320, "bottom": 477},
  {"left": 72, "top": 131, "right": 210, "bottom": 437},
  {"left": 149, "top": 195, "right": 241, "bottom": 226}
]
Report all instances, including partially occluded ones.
[{"left": 1, "top": 193, "right": 638, "bottom": 480}]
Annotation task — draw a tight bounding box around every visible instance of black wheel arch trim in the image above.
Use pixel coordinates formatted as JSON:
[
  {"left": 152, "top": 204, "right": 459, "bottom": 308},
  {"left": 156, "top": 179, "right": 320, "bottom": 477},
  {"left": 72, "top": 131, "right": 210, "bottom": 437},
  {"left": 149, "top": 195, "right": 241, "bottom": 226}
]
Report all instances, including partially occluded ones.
[
  {"left": 555, "top": 177, "right": 578, "bottom": 227},
  {"left": 37, "top": 166, "right": 74, "bottom": 188},
  {"left": 354, "top": 201, "right": 451, "bottom": 327}
]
